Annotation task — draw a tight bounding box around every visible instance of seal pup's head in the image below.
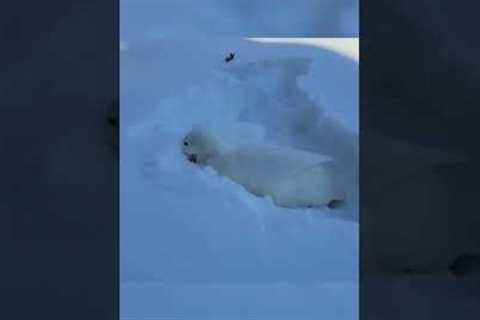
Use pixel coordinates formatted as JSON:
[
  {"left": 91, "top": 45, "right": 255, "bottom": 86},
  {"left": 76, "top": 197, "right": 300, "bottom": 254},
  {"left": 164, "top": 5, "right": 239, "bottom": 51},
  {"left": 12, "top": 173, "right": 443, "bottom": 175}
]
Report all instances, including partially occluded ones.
[{"left": 181, "top": 126, "right": 221, "bottom": 165}]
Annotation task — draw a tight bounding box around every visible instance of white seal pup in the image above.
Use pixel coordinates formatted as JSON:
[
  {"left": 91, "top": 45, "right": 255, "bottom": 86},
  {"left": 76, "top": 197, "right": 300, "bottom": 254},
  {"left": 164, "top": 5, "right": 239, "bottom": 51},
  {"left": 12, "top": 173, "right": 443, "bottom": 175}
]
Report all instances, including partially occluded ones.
[{"left": 181, "top": 126, "right": 344, "bottom": 209}]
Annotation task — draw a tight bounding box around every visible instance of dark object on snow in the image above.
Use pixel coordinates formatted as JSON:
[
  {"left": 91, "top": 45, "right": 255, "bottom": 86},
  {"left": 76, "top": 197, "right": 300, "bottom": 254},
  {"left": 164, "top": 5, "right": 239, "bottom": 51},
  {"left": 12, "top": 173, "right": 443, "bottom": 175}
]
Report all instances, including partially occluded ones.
[
  {"left": 188, "top": 154, "right": 198, "bottom": 163},
  {"left": 327, "top": 199, "right": 345, "bottom": 209},
  {"left": 225, "top": 52, "right": 235, "bottom": 63},
  {"left": 449, "top": 254, "right": 480, "bottom": 276}
]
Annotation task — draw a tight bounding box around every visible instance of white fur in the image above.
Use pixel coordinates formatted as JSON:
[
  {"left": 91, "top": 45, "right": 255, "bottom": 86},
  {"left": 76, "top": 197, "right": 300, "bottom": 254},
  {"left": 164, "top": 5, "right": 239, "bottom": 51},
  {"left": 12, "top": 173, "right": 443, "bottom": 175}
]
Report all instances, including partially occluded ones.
[{"left": 181, "top": 126, "right": 343, "bottom": 208}]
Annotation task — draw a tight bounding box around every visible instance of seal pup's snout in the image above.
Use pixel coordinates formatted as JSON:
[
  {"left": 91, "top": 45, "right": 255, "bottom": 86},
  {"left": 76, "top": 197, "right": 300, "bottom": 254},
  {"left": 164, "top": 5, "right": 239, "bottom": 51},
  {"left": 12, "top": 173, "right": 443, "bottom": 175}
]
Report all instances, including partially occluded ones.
[{"left": 188, "top": 154, "right": 198, "bottom": 163}]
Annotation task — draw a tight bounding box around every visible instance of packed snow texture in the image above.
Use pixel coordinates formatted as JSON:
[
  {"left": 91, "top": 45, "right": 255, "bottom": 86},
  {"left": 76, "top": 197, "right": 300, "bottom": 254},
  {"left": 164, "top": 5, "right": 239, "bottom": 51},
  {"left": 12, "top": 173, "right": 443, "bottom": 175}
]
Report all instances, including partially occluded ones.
[
  {"left": 120, "top": 0, "right": 358, "bottom": 38},
  {"left": 121, "top": 38, "right": 358, "bottom": 319}
]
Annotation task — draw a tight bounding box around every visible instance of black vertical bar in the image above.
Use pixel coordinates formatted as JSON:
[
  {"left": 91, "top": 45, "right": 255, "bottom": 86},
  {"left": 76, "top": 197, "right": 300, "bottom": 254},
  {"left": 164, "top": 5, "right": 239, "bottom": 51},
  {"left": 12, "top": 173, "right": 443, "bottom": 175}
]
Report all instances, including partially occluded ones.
[
  {"left": 362, "top": 1, "right": 480, "bottom": 319},
  {"left": 0, "top": 1, "right": 118, "bottom": 319}
]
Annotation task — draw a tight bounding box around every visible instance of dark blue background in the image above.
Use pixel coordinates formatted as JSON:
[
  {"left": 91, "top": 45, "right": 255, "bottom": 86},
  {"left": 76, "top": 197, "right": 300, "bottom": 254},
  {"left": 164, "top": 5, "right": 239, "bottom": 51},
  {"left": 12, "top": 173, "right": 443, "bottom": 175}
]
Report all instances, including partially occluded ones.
[
  {"left": 0, "top": 1, "right": 118, "bottom": 319},
  {"left": 362, "top": 1, "right": 480, "bottom": 319}
]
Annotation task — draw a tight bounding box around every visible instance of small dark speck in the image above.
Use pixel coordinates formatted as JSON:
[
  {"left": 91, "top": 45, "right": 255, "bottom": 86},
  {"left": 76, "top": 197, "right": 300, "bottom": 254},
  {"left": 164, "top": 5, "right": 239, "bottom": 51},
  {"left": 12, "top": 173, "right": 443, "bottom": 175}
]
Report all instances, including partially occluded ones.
[
  {"left": 327, "top": 199, "right": 344, "bottom": 209},
  {"left": 449, "top": 254, "right": 480, "bottom": 276},
  {"left": 108, "top": 116, "right": 117, "bottom": 127},
  {"left": 225, "top": 52, "right": 235, "bottom": 63}
]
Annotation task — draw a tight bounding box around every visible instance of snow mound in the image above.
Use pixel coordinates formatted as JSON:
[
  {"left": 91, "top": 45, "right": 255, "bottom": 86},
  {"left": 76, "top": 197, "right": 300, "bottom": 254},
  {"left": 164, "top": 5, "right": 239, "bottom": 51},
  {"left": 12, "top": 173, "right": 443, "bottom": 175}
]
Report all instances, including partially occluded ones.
[{"left": 121, "top": 38, "right": 358, "bottom": 318}]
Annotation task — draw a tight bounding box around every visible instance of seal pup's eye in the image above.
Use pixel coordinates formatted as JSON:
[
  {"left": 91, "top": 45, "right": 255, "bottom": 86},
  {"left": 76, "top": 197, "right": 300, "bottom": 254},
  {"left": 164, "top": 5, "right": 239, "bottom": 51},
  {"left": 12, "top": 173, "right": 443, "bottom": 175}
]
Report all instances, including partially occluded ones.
[{"left": 183, "top": 140, "right": 189, "bottom": 146}]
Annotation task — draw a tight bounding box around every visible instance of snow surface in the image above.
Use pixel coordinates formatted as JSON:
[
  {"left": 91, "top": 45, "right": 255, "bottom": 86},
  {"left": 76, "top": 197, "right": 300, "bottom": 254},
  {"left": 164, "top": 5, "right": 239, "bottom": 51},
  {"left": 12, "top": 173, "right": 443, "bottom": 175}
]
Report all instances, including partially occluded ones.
[
  {"left": 120, "top": 0, "right": 358, "bottom": 38},
  {"left": 121, "top": 37, "right": 358, "bottom": 319}
]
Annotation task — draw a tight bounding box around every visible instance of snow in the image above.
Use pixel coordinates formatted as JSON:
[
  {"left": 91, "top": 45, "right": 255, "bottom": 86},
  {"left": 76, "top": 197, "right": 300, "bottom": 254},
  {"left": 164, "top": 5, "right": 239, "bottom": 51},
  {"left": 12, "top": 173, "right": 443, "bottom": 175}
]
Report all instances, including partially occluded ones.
[
  {"left": 121, "top": 36, "right": 358, "bottom": 319},
  {"left": 122, "top": 282, "right": 358, "bottom": 320},
  {"left": 120, "top": 0, "right": 358, "bottom": 38}
]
